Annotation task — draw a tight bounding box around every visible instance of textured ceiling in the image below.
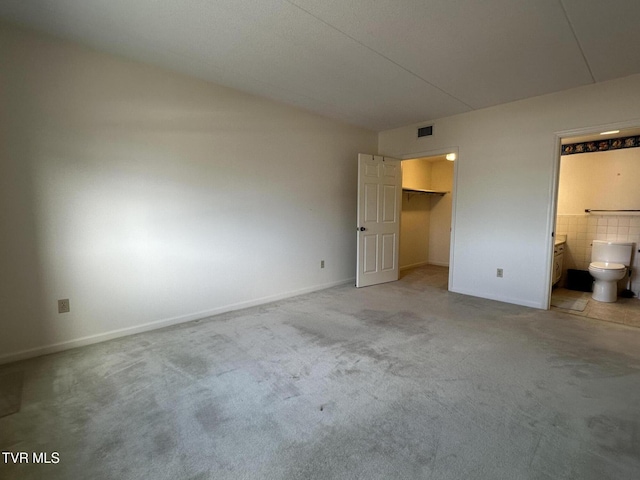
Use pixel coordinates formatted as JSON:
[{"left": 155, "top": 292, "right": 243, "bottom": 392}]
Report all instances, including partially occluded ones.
[{"left": 1, "top": 0, "right": 639, "bottom": 131}]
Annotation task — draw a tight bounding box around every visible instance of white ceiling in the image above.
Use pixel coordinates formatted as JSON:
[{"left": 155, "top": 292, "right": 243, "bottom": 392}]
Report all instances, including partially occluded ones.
[{"left": 2, "top": 0, "right": 639, "bottom": 131}]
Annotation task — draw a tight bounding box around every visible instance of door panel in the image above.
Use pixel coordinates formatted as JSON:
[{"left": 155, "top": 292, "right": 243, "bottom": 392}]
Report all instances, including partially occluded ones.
[
  {"left": 365, "top": 163, "right": 379, "bottom": 177},
  {"left": 383, "top": 163, "right": 397, "bottom": 178},
  {"left": 364, "top": 183, "right": 379, "bottom": 223},
  {"left": 363, "top": 235, "right": 378, "bottom": 274},
  {"left": 382, "top": 184, "right": 397, "bottom": 222},
  {"left": 356, "top": 153, "right": 402, "bottom": 287},
  {"left": 381, "top": 233, "right": 396, "bottom": 271}
]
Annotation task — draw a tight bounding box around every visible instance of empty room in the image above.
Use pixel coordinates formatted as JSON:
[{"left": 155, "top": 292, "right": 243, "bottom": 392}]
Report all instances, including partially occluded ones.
[{"left": 1, "top": 2, "right": 640, "bottom": 479}]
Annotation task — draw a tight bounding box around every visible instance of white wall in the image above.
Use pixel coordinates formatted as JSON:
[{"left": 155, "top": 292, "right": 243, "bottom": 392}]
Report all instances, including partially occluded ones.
[
  {"left": 0, "top": 23, "right": 377, "bottom": 362},
  {"left": 380, "top": 74, "right": 640, "bottom": 308}
]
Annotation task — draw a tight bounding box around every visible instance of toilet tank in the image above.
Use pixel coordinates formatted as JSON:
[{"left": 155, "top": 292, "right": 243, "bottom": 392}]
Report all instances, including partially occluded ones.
[{"left": 591, "top": 240, "right": 633, "bottom": 266}]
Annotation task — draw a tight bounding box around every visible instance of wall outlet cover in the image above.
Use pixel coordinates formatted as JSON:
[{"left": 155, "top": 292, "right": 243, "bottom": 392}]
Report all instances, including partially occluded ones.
[{"left": 58, "top": 299, "right": 70, "bottom": 314}]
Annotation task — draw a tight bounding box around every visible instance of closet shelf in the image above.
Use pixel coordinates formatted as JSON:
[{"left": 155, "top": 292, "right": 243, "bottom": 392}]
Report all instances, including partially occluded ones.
[{"left": 403, "top": 188, "right": 448, "bottom": 198}]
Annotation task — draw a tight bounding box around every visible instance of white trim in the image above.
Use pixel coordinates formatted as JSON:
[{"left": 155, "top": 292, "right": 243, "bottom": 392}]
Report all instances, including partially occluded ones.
[
  {"left": 449, "top": 286, "right": 545, "bottom": 310},
  {"left": 400, "top": 261, "right": 449, "bottom": 271},
  {"left": 0, "top": 277, "right": 355, "bottom": 365},
  {"left": 544, "top": 135, "right": 562, "bottom": 309},
  {"left": 554, "top": 119, "right": 640, "bottom": 140},
  {"left": 428, "top": 260, "right": 450, "bottom": 267},
  {"left": 448, "top": 147, "right": 459, "bottom": 291},
  {"left": 400, "top": 261, "right": 429, "bottom": 271},
  {"left": 398, "top": 145, "right": 459, "bottom": 161}
]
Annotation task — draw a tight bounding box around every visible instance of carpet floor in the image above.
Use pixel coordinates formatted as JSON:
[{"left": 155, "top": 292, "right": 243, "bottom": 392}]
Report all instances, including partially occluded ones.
[{"left": 1, "top": 265, "right": 639, "bottom": 479}]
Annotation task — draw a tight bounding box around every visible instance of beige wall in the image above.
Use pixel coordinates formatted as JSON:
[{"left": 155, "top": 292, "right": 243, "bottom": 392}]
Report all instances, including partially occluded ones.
[
  {"left": 399, "top": 158, "right": 453, "bottom": 269},
  {"left": 400, "top": 159, "right": 432, "bottom": 269},
  {"left": 400, "top": 194, "right": 431, "bottom": 269},
  {"left": 428, "top": 160, "right": 454, "bottom": 266},
  {"left": 558, "top": 148, "right": 640, "bottom": 215},
  {"left": 402, "top": 158, "right": 432, "bottom": 190},
  {"left": 0, "top": 23, "right": 377, "bottom": 362}
]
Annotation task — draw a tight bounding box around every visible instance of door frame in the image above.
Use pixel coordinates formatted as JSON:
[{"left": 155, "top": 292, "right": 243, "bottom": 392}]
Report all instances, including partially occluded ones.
[
  {"left": 398, "top": 146, "right": 459, "bottom": 291},
  {"left": 546, "top": 118, "right": 640, "bottom": 308}
]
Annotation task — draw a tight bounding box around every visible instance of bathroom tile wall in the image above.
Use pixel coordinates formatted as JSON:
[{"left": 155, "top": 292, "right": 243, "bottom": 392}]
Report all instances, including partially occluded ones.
[{"left": 556, "top": 214, "right": 640, "bottom": 295}]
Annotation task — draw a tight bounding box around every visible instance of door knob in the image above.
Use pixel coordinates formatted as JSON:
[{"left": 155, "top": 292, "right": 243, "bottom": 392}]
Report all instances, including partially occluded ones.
[{"left": 358, "top": 227, "right": 366, "bottom": 231}]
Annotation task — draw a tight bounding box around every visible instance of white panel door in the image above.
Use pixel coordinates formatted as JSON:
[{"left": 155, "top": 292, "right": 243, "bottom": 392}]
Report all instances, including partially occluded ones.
[{"left": 356, "top": 154, "right": 401, "bottom": 287}]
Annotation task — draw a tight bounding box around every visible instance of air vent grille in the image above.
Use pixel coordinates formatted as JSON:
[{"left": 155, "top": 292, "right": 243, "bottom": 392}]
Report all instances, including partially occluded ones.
[{"left": 417, "top": 125, "right": 433, "bottom": 138}]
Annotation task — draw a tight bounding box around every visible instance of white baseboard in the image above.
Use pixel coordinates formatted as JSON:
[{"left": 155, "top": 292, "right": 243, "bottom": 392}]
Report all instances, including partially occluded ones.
[
  {"left": 400, "top": 261, "right": 449, "bottom": 271},
  {"left": 400, "top": 261, "right": 429, "bottom": 271},
  {"left": 427, "top": 260, "right": 449, "bottom": 267},
  {"left": 449, "top": 286, "right": 545, "bottom": 310},
  {"left": 0, "top": 277, "right": 355, "bottom": 365}
]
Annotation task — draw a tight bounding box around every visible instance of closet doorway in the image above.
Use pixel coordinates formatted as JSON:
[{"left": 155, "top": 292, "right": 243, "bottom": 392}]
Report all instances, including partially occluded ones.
[{"left": 399, "top": 154, "right": 454, "bottom": 275}]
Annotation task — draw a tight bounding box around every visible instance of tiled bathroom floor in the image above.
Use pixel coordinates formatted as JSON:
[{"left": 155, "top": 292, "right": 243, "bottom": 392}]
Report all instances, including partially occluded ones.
[{"left": 551, "top": 287, "right": 640, "bottom": 328}]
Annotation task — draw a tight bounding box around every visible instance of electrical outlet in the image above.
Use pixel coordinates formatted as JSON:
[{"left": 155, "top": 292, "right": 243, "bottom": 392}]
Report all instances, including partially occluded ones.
[
  {"left": 320, "top": 260, "right": 325, "bottom": 269},
  {"left": 497, "top": 268, "right": 503, "bottom": 278},
  {"left": 58, "top": 299, "right": 70, "bottom": 314}
]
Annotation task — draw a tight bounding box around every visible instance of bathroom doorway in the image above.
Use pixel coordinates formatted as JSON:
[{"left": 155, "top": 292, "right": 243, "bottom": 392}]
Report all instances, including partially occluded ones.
[{"left": 550, "top": 124, "right": 640, "bottom": 327}]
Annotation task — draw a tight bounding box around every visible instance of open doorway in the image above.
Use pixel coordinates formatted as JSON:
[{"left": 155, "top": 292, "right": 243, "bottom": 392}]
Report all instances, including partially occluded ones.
[
  {"left": 399, "top": 154, "right": 455, "bottom": 288},
  {"left": 550, "top": 125, "right": 640, "bottom": 327}
]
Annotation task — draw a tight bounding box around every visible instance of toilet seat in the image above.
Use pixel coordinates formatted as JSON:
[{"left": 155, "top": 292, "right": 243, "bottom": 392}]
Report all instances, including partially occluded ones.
[{"left": 589, "top": 261, "right": 625, "bottom": 272}]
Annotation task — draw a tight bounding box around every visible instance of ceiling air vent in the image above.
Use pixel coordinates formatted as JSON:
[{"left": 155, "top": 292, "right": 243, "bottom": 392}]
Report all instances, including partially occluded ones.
[{"left": 417, "top": 125, "right": 433, "bottom": 138}]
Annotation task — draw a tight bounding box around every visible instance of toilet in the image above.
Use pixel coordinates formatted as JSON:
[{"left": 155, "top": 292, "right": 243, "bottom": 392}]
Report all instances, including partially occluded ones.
[{"left": 588, "top": 240, "right": 633, "bottom": 302}]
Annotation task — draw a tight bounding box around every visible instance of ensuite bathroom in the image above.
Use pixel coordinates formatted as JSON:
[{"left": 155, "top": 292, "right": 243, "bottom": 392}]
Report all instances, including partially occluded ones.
[{"left": 552, "top": 127, "right": 640, "bottom": 327}]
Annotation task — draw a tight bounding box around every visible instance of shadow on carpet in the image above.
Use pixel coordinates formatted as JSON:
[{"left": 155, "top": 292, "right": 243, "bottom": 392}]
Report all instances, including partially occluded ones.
[{"left": 0, "top": 371, "right": 24, "bottom": 418}]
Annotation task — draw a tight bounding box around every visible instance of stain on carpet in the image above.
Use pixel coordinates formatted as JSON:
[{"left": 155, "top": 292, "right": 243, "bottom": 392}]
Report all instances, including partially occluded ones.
[
  {"left": 587, "top": 414, "right": 640, "bottom": 455},
  {"left": 355, "top": 309, "right": 432, "bottom": 335},
  {"left": 195, "top": 403, "right": 226, "bottom": 432}
]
